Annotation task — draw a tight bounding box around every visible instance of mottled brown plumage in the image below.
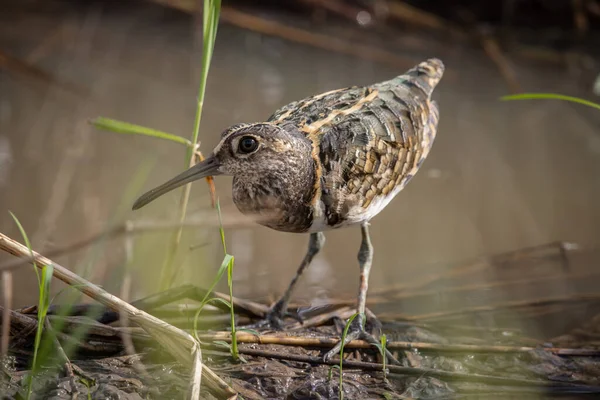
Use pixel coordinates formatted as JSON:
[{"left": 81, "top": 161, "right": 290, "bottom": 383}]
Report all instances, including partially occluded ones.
[
  {"left": 132, "top": 58, "right": 445, "bottom": 363},
  {"left": 266, "top": 58, "right": 443, "bottom": 231}
]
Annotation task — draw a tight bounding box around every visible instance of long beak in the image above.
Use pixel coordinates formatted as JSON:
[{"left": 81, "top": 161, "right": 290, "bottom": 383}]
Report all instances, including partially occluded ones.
[{"left": 132, "top": 156, "right": 221, "bottom": 210}]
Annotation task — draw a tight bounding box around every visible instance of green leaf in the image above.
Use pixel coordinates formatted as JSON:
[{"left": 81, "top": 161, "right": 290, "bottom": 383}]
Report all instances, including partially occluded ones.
[
  {"left": 39, "top": 265, "right": 54, "bottom": 317},
  {"left": 328, "top": 365, "right": 340, "bottom": 382},
  {"left": 202, "top": 255, "right": 232, "bottom": 304},
  {"left": 237, "top": 328, "right": 260, "bottom": 337},
  {"left": 90, "top": 117, "right": 193, "bottom": 147},
  {"left": 9, "top": 211, "right": 39, "bottom": 283},
  {"left": 500, "top": 93, "right": 600, "bottom": 111},
  {"left": 204, "top": 297, "right": 232, "bottom": 310},
  {"left": 212, "top": 340, "right": 232, "bottom": 350}
]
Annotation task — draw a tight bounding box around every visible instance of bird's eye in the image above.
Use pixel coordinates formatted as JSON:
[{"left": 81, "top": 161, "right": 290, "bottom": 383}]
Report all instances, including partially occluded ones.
[{"left": 238, "top": 136, "right": 259, "bottom": 154}]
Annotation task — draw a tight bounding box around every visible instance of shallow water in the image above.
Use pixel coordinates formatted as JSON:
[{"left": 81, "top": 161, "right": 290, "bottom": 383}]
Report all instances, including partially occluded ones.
[{"left": 1, "top": 0, "right": 599, "bottom": 339}]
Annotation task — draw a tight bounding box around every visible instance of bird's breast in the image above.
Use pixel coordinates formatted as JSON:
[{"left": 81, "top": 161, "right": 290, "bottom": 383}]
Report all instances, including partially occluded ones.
[{"left": 232, "top": 180, "right": 316, "bottom": 233}]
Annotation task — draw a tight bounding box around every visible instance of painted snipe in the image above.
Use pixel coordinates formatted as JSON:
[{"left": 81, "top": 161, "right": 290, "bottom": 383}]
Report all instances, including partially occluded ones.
[{"left": 133, "top": 58, "right": 444, "bottom": 361}]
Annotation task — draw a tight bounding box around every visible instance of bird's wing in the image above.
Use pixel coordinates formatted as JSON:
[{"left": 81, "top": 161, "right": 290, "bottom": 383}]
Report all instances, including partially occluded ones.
[
  {"left": 269, "top": 59, "right": 445, "bottom": 227},
  {"left": 267, "top": 85, "right": 370, "bottom": 132},
  {"left": 266, "top": 59, "right": 444, "bottom": 227}
]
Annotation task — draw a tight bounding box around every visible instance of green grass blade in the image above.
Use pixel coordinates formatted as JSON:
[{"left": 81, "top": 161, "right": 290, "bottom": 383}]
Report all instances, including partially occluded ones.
[
  {"left": 26, "top": 265, "right": 53, "bottom": 399},
  {"left": 204, "top": 297, "right": 232, "bottom": 310},
  {"left": 500, "top": 93, "right": 600, "bottom": 111},
  {"left": 192, "top": 254, "right": 232, "bottom": 341},
  {"left": 380, "top": 334, "right": 388, "bottom": 381},
  {"left": 188, "top": 0, "right": 221, "bottom": 165},
  {"left": 9, "top": 212, "right": 39, "bottom": 284},
  {"left": 90, "top": 117, "right": 193, "bottom": 147},
  {"left": 216, "top": 199, "right": 227, "bottom": 254},
  {"left": 39, "top": 264, "right": 54, "bottom": 316},
  {"left": 8, "top": 212, "right": 59, "bottom": 397},
  {"left": 339, "top": 313, "right": 359, "bottom": 400},
  {"left": 328, "top": 365, "right": 340, "bottom": 382},
  {"left": 226, "top": 253, "right": 239, "bottom": 360},
  {"left": 192, "top": 297, "right": 233, "bottom": 341},
  {"left": 159, "top": 0, "right": 222, "bottom": 290}
]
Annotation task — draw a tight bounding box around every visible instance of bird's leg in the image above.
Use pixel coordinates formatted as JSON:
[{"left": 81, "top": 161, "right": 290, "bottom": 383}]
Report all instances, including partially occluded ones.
[
  {"left": 263, "top": 231, "right": 326, "bottom": 329},
  {"left": 323, "top": 222, "right": 399, "bottom": 364},
  {"left": 356, "top": 222, "right": 373, "bottom": 317}
]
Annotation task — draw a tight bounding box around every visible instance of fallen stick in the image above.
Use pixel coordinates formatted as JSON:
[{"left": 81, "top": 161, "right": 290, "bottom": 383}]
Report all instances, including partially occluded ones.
[
  {"left": 197, "top": 331, "right": 600, "bottom": 357},
  {"left": 0, "top": 232, "right": 236, "bottom": 399}
]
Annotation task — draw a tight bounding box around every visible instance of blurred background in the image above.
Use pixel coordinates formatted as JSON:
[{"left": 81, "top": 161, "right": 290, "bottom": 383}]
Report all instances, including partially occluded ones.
[{"left": 1, "top": 0, "right": 599, "bottom": 339}]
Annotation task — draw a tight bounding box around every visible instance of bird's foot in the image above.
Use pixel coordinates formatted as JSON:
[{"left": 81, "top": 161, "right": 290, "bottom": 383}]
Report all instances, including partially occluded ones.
[
  {"left": 323, "top": 313, "right": 400, "bottom": 365},
  {"left": 245, "top": 299, "right": 303, "bottom": 330}
]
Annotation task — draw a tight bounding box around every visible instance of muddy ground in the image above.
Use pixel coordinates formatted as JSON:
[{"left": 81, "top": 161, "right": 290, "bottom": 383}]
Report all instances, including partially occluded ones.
[{"left": 2, "top": 243, "right": 600, "bottom": 399}]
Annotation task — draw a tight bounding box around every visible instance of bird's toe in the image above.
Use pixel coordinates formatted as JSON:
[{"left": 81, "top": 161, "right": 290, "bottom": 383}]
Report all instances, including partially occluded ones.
[{"left": 323, "top": 313, "right": 401, "bottom": 366}]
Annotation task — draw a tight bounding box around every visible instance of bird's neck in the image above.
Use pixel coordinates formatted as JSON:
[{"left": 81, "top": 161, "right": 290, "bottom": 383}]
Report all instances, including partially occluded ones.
[{"left": 232, "top": 152, "right": 317, "bottom": 233}]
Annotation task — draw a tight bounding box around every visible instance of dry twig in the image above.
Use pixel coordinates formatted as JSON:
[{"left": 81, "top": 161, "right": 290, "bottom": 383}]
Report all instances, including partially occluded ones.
[{"left": 198, "top": 331, "right": 600, "bottom": 356}]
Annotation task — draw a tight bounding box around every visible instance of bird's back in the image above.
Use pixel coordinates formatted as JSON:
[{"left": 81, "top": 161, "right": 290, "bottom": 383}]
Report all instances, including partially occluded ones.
[{"left": 268, "top": 58, "right": 445, "bottom": 231}]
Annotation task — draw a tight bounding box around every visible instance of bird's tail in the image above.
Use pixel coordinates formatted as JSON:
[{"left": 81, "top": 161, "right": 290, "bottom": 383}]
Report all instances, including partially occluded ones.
[{"left": 399, "top": 58, "right": 445, "bottom": 98}]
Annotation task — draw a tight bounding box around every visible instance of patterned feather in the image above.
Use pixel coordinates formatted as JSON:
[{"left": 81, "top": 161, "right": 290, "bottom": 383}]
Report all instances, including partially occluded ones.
[{"left": 267, "top": 58, "right": 445, "bottom": 229}]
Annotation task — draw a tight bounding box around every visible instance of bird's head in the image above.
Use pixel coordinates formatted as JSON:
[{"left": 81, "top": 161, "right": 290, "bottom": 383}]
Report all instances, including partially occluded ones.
[{"left": 132, "top": 122, "right": 313, "bottom": 211}]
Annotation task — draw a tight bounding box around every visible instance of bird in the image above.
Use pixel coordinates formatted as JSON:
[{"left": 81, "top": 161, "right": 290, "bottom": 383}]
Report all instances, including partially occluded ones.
[{"left": 132, "top": 58, "right": 445, "bottom": 362}]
